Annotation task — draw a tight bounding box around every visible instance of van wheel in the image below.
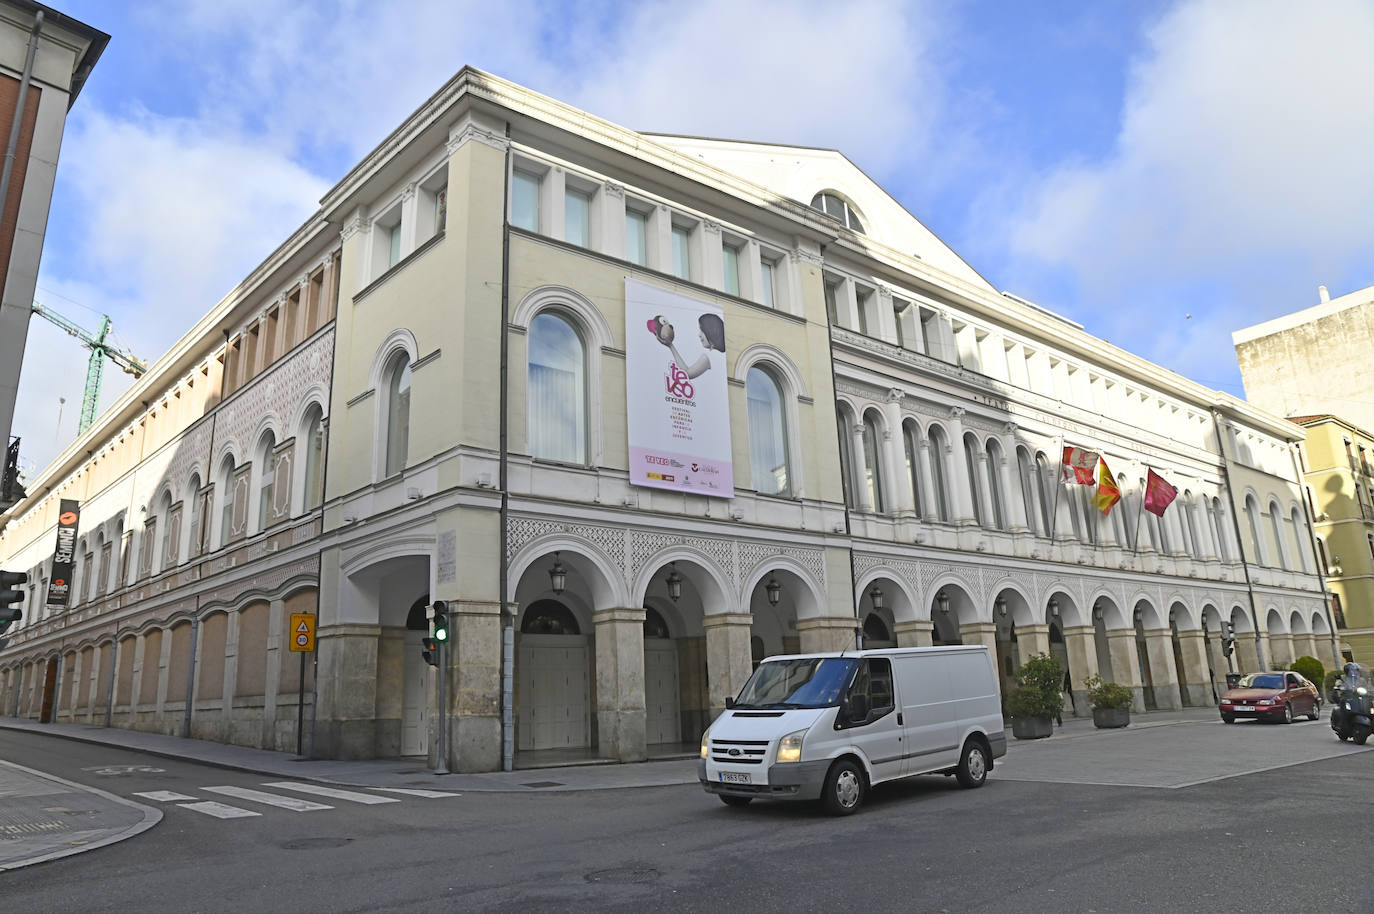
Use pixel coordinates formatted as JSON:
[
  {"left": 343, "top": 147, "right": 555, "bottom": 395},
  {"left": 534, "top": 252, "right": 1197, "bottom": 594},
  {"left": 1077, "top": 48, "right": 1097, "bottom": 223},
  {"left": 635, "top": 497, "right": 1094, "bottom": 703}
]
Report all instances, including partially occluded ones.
[
  {"left": 956, "top": 739, "right": 988, "bottom": 789},
  {"left": 822, "top": 759, "right": 865, "bottom": 815},
  {"left": 719, "top": 795, "right": 752, "bottom": 808}
]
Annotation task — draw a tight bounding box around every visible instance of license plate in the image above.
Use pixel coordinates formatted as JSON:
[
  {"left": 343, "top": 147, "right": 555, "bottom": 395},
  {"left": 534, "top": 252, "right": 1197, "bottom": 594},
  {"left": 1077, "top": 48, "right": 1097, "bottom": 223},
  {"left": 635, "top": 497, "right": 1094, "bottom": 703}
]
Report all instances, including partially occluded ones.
[{"left": 720, "top": 772, "right": 750, "bottom": 785}]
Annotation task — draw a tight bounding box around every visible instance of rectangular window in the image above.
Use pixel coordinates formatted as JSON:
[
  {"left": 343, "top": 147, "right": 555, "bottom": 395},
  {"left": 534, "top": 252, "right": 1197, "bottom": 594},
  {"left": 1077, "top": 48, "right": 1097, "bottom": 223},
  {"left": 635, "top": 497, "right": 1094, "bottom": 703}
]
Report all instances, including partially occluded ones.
[
  {"left": 722, "top": 243, "right": 741, "bottom": 296},
  {"left": 672, "top": 225, "right": 691, "bottom": 279},
  {"left": 512, "top": 170, "right": 541, "bottom": 231},
  {"left": 388, "top": 223, "right": 401, "bottom": 267},
  {"left": 854, "top": 288, "right": 870, "bottom": 335},
  {"left": 565, "top": 187, "right": 590, "bottom": 247},
  {"left": 760, "top": 259, "right": 776, "bottom": 308},
  {"left": 625, "top": 209, "right": 648, "bottom": 265}
]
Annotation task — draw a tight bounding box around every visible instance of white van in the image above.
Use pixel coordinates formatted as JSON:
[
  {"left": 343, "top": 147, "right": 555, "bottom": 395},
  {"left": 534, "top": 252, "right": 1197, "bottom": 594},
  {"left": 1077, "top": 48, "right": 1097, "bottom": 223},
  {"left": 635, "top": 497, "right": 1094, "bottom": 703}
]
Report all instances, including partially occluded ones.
[{"left": 699, "top": 645, "right": 1005, "bottom": 814}]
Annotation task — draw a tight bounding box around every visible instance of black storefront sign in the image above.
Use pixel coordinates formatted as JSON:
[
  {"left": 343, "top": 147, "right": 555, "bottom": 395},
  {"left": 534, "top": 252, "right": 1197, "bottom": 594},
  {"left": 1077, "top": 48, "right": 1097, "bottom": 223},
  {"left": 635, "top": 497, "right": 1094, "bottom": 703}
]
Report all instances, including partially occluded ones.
[{"left": 46, "top": 499, "right": 81, "bottom": 607}]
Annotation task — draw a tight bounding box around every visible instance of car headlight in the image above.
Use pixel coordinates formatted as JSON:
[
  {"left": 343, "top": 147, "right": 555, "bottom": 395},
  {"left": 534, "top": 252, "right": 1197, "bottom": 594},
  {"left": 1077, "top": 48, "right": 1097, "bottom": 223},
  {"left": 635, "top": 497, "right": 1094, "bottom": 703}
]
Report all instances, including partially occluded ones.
[
  {"left": 1358, "top": 687, "right": 1368, "bottom": 696},
  {"left": 700, "top": 732, "right": 710, "bottom": 760},
  {"left": 776, "top": 729, "right": 807, "bottom": 764}
]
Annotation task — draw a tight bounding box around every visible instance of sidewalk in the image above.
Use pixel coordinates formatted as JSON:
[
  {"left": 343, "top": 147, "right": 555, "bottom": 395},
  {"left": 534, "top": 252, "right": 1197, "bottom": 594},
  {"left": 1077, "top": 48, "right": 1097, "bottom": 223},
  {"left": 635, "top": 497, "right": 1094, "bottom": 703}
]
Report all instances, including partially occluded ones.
[
  {"left": 2, "top": 707, "right": 1221, "bottom": 794},
  {"left": 0, "top": 716, "right": 700, "bottom": 793},
  {"left": 0, "top": 758, "right": 160, "bottom": 871}
]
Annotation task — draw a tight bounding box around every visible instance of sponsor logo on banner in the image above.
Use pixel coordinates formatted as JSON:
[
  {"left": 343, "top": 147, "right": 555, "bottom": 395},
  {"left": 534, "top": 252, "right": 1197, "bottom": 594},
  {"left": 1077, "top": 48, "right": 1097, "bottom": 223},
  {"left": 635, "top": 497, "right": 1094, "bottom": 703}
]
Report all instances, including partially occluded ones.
[
  {"left": 46, "top": 499, "right": 81, "bottom": 606},
  {"left": 625, "top": 279, "right": 734, "bottom": 497}
]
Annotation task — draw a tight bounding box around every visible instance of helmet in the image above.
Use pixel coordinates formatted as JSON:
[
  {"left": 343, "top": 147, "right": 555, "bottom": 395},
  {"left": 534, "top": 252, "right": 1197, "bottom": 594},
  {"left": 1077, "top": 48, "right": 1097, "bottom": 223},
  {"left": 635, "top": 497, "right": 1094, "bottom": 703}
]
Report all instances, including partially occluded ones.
[{"left": 1346, "top": 662, "right": 1362, "bottom": 677}]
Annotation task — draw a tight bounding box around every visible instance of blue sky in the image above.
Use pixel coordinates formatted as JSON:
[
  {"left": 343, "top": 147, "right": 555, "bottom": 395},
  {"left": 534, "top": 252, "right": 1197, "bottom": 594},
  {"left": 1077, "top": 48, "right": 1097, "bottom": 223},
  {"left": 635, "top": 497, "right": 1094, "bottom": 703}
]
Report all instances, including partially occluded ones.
[{"left": 14, "top": 0, "right": 1374, "bottom": 476}]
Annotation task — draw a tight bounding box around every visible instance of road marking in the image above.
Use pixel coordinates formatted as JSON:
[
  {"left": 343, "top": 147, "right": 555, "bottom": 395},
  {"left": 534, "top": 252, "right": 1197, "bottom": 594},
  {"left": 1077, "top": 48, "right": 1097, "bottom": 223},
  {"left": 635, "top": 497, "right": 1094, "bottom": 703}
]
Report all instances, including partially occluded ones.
[
  {"left": 261, "top": 782, "right": 400, "bottom": 804},
  {"left": 370, "top": 787, "right": 462, "bottom": 798},
  {"left": 201, "top": 786, "right": 332, "bottom": 812},
  {"left": 80, "top": 764, "right": 166, "bottom": 776},
  {"left": 133, "top": 791, "right": 198, "bottom": 802},
  {"left": 178, "top": 801, "right": 260, "bottom": 819}
]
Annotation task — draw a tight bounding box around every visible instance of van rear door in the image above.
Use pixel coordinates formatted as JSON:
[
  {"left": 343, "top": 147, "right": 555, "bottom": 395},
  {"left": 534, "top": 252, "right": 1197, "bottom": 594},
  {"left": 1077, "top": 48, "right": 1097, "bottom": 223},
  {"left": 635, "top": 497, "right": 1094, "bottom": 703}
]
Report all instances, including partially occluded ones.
[{"left": 895, "top": 653, "right": 957, "bottom": 775}]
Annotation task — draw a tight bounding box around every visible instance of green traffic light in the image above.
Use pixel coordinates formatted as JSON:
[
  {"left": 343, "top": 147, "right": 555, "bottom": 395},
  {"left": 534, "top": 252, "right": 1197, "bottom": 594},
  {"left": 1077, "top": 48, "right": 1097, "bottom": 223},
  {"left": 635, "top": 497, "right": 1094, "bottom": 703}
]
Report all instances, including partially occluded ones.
[{"left": 435, "top": 626, "right": 448, "bottom": 642}]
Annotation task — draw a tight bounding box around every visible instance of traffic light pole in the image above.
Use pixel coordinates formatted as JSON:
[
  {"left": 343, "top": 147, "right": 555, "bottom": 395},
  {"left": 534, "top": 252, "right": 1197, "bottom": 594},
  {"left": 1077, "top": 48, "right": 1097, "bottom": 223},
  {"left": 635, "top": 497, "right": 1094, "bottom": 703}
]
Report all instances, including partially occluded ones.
[{"left": 435, "top": 635, "right": 449, "bottom": 776}]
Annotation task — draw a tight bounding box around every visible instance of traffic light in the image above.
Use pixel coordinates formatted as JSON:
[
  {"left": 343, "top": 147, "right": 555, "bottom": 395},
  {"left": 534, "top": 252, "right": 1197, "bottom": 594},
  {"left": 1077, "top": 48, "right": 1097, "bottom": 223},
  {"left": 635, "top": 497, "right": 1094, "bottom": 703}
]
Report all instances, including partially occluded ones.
[
  {"left": 421, "top": 636, "right": 438, "bottom": 666},
  {"left": 431, "top": 601, "right": 449, "bottom": 644},
  {"left": 1220, "top": 621, "right": 1236, "bottom": 658},
  {"left": 0, "top": 569, "right": 28, "bottom": 636}
]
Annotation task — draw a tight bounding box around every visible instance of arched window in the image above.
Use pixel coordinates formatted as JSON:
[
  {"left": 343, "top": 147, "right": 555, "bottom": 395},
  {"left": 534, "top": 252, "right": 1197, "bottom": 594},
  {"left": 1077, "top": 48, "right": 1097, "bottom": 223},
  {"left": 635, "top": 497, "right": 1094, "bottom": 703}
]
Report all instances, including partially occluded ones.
[
  {"left": 745, "top": 366, "right": 789, "bottom": 496},
  {"left": 929, "top": 427, "right": 950, "bottom": 522},
  {"left": 1183, "top": 493, "right": 1202, "bottom": 559},
  {"left": 1077, "top": 486, "right": 1096, "bottom": 544},
  {"left": 255, "top": 430, "right": 277, "bottom": 533},
  {"left": 837, "top": 407, "right": 857, "bottom": 508},
  {"left": 1016, "top": 448, "right": 1037, "bottom": 535},
  {"left": 861, "top": 412, "right": 886, "bottom": 512},
  {"left": 809, "top": 191, "right": 865, "bottom": 233},
  {"left": 963, "top": 435, "right": 984, "bottom": 526},
  {"left": 528, "top": 311, "right": 587, "bottom": 463},
  {"left": 302, "top": 406, "right": 325, "bottom": 512},
  {"left": 156, "top": 490, "right": 174, "bottom": 571},
  {"left": 1317, "top": 537, "right": 1330, "bottom": 575},
  {"left": 521, "top": 599, "right": 581, "bottom": 635},
  {"left": 185, "top": 471, "right": 203, "bottom": 561},
  {"left": 1245, "top": 495, "right": 1265, "bottom": 564},
  {"left": 1211, "top": 497, "right": 1230, "bottom": 561},
  {"left": 217, "top": 454, "right": 237, "bottom": 548},
  {"left": 383, "top": 353, "right": 411, "bottom": 476},
  {"left": 1290, "top": 506, "right": 1310, "bottom": 572},
  {"left": 903, "top": 422, "right": 924, "bottom": 517},
  {"left": 1268, "top": 499, "right": 1288, "bottom": 569},
  {"left": 985, "top": 439, "right": 1005, "bottom": 530},
  {"left": 1034, "top": 453, "right": 1053, "bottom": 535}
]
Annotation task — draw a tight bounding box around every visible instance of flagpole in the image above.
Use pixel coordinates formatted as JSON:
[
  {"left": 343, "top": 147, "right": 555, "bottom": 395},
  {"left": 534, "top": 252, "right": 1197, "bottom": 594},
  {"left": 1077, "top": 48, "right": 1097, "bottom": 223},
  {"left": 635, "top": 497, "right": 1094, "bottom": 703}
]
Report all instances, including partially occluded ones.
[
  {"left": 1132, "top": 475, "right": 1147, "bottom": 555},
  {"left": 1049, "top": 435, "right": 1066, "bottom": 541}
]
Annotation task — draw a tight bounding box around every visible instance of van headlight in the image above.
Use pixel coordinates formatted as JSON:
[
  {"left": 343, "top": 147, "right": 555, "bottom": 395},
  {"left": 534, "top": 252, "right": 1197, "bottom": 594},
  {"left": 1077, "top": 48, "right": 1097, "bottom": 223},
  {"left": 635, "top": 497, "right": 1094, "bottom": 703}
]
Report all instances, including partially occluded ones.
[
  {"left": 776, "top": 729, "right": 807, "bottom": 764},
  {"left": 700, "top": 732, "right": 710, "bottom": 759}
]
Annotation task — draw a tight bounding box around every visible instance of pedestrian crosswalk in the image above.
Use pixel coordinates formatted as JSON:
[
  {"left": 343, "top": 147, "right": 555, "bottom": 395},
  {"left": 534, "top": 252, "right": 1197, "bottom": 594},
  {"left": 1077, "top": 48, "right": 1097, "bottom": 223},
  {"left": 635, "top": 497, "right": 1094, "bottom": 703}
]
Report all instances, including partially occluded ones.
[{"left": 133, "top": 780, "right": 458, "bottom": 820}]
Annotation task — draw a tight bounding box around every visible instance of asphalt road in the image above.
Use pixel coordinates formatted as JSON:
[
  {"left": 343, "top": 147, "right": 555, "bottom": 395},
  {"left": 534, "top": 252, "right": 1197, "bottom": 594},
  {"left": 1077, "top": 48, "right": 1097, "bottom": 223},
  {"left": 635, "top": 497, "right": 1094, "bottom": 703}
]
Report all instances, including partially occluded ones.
[{"left": 1, "top": 721, "right": 1371, "bottom": 913}]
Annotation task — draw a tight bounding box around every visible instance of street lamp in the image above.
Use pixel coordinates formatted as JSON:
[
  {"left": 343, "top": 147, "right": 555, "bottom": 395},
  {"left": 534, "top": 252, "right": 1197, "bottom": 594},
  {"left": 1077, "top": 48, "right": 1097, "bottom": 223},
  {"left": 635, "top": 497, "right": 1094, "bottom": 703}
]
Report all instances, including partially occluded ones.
[
  {"left": 1049, "top": 598, "right": 1059, "bottom": 618},
  {"left": 996, "top": 597, "right": 1007, "bottom": 618},
  {"left": 868, "top": 584, "right": 885, "bottom": 611},
  {"left": 765, "top": 575, "right": 781, "bottom": 607},
  {"left": 666, "top": 563, "right": 683, "bottom": 602},
  {"left": 937, "top": 590, "right": 950, "bottom": 614},
  {"left": 548, "top": 552, "right": 567, "bottom": 595}
]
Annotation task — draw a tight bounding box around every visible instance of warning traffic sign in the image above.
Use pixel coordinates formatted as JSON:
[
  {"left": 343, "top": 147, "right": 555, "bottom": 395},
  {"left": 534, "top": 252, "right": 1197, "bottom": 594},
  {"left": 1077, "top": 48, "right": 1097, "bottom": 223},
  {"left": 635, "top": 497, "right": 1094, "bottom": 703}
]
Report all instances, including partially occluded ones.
[{"left": 289, "top": 613, "right": 316, "bottom": 652}]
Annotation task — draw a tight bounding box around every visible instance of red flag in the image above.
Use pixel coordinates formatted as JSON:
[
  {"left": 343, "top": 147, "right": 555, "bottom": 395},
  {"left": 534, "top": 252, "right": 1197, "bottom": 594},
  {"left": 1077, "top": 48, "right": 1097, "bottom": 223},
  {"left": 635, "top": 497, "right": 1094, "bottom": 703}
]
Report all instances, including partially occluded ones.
[
  {"left": 1062, "top": 445, "right": 1099, "bottom": 484},
  {"left": 1143, "top": 469, "right": 1178, "bottom": 516},
  {"left": 1092, "top": 459, "right": 1121, "bottom": 515}
]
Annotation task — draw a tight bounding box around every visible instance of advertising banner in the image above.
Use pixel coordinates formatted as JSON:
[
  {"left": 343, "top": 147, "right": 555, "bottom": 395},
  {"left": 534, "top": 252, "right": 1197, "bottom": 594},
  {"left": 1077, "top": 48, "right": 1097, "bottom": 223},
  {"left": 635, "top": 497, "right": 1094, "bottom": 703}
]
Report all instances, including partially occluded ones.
[
  {"left": 46, "top": 498, "right": 81, "bottom": 606},
  {"left": 625, "top": 278, "right": 733, "bottom": 498}
]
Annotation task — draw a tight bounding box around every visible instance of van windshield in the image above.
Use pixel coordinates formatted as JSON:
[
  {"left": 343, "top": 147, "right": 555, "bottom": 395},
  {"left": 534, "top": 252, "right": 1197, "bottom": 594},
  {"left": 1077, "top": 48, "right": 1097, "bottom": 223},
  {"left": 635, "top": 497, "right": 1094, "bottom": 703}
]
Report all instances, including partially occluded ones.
[{"left": 733, "top": 658, "right": 857, "bottom": 710}]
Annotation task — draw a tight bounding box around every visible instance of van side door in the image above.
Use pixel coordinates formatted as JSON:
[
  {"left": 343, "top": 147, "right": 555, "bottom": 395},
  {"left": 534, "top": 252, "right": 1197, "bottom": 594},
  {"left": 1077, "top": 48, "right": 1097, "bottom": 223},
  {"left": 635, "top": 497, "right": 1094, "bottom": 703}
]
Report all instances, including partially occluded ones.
[
  {"left": 837, "top": 658, "right": 902, "bottom": 785},
  {"left": 897, "top": 655, "right": 957, "bottom": 776}
]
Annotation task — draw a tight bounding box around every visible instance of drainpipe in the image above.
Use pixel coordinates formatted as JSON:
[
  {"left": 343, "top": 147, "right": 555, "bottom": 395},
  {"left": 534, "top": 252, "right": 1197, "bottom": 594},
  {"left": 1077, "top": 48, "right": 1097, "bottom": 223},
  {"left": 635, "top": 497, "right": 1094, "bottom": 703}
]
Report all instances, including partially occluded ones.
[
  {"left": 1212, "top": 410, "right": 1265, "bottom": 669},
  {"left": 499, "top": 123, "right": 514, "bottom": 772},
  {"left": 1287, "top": 440, "right": 1340, "bottom": 664},
  {"left": 0, "top": 10, "right": 42, "bottom": 225}
]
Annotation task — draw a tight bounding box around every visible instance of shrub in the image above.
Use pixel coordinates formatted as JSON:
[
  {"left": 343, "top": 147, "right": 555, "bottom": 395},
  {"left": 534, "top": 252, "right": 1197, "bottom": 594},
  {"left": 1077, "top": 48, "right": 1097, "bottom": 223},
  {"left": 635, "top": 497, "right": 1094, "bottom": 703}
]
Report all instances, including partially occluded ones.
[
  {"left": 1007, "top": 653, "right": 1064, "bottom": 719},
  {"left": 1291, "top": 656, "right": 1324, "bottom": 688},
  {"left": 1083, "top": 674, "right": 1133, "bottom": 710}
]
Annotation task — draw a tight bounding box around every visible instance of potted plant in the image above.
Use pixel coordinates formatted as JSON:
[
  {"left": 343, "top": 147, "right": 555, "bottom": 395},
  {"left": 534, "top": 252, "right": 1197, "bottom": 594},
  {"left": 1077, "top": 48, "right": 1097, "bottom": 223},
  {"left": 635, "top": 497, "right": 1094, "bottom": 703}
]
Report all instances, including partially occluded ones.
[
  {"left": 1007, "top": 653, "right": 1064, "bottom": 740},
  {"left": 1084, "top": 674, "right": 1133, "bottom": 728}
]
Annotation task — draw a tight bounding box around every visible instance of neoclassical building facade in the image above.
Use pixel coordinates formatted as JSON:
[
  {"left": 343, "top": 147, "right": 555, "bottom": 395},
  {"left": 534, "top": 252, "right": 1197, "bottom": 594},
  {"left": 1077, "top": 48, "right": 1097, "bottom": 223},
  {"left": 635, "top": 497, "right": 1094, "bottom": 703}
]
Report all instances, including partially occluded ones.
[{"left": 1, "top": 68, "right": 1339, "bottom": 770}]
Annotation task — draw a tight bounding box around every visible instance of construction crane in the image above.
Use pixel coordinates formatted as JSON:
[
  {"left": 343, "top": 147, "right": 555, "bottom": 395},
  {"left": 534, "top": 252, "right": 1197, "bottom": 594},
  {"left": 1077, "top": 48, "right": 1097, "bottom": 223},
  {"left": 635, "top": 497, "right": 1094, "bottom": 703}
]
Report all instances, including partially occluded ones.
[{"left": 30, "top": 301, "right": 148, "bottom": 435}]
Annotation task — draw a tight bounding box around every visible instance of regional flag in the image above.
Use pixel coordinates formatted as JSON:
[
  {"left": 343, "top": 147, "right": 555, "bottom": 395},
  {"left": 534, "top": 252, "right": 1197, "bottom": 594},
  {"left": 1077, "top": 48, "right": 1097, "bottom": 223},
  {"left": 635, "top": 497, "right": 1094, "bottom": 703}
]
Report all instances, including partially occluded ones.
[
  {"left": 1092, "top": 458, "right": 1121, "bottom": 515},
  {"left": 1143, "top": 468, "right": 1178, "bottom": 516},
  {"left": 1062, "top": 445, "right": 1100, "bottom": 484}
]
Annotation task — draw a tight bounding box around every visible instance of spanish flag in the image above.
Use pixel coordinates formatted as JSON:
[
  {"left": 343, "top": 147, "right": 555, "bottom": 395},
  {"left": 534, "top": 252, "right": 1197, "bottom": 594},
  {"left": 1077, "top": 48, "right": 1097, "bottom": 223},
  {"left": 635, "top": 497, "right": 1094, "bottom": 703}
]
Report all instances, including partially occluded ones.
[{"left": 1092, "top": 458, "right": 1121, "bottom": 515}]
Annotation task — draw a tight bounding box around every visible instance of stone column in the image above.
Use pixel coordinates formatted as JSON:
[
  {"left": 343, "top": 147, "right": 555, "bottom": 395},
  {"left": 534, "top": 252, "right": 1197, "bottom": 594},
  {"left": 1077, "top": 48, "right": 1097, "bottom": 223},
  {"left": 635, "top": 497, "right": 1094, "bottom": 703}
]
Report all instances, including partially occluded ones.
[
  {"left": 315, "top": 623, "right": 381, "bottom": 760},
  {"left": 1018, "top": 624, "right": 1052, "bottom": 661},
  {"left": 221, "top": 611, "right": 240, "bottom": 742},
  {"left": 262, "top": 598, "right": 285, "bottom": 750},
  {"left": 593, "top": 608, "right": 647, "bottom": 763},
  {"left": 704, "top": 613, "right": 754, "bottom": 719},
  {"left": 1142, "top": 629, "right": 1182, "bottom": 710},
  {"left": 946, "top": 408, "right": 977, "bottom": 525},
  {"left": 894, "top": 620, "right": 933, "bottom": 647},
  {"left": 798, "top": 617, "right": 859, "bottom": 653},
  {"left": 1254, "top": 629, "right": 1271, "bottom": 671},
  {"left": 449, "top": 600, "right": 503, "bottom": 772},
  {"left": 959, "top": 622, "right": 999, "bottom": 660},
  {"left": 849, "top": 421, "right": 873, "bottom": 512},
  {"left": 1174, "top": 629, "right": 1212, "bottom": 707},
  {"left": 883, "top": 390, "right": 913, "bottom": 513},
  {"left": 1268, "top": 632, "right": 1293, "bottom": 667},
  {"left": 917, "top": 438, "right": 939, "bottom": 522},
  {"left": 129, "top": 635, "right": 146, "bottom": 715},
  {"left": 975, "top": 452, "right": 997, "bottom": 527},
  {"left": 1062, "top": 626, "right": 1099, "bottom": 716},
  {"left": 1236, "top": 630, "right": 1261, "bottom": 676},
  {"left": 1107, "top": 629, "right": 1146, "bottom": 712},
  {"left": 1001, "top": 425, "right": 1029, "bottom": 533}
]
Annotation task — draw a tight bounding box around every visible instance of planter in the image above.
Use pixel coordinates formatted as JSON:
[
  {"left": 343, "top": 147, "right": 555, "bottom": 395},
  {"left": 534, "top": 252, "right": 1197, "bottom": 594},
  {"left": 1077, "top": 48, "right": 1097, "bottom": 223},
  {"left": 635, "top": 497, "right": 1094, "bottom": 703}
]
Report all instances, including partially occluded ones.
[
  {"left": 1011, "top": 715, "right": 1054, "bottom": 740},
  {"left": 1092, "top": 707, "right": 1130, "bottom": 729}
]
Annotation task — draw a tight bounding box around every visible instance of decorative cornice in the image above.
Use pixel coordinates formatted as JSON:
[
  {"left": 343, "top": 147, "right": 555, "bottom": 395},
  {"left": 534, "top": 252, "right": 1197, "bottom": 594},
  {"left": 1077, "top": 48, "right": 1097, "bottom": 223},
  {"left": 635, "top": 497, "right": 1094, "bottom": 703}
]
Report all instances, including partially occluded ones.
[
  {"left": 446, "top": 122, "right": 509, "bottom": 154},
  {"left": 401, "top": 182, "right": 417, "bottom": 202},
  {"left": 790, "top": 247, "right": 823, "bottom": 267},
  {"left": 602, "top": 181, "right": 625, "bottom": 199},
  {"left": 887, "top": 387, "right": 906, "bottom": 404},
  {"left": 340, "top": 214, "right": 370, "bottom": 243},
  {"left": 702, "top": 220, "right": 722, "bottom": 237},
  {"left": 949, "top": 406, "right": 967, "bottom": 420}
]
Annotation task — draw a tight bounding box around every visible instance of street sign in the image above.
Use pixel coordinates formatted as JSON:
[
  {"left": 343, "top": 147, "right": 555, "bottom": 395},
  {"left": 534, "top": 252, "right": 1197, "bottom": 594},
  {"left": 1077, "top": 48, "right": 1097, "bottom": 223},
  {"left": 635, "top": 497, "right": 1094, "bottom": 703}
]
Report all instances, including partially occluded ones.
[{"left": 289, "top": 613, "right": 316, "bottom": 652}]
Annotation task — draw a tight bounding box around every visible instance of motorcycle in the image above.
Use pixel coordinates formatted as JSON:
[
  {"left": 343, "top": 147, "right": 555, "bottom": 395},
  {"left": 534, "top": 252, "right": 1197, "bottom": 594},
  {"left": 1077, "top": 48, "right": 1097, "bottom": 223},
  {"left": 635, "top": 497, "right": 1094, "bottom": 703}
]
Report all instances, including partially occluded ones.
[{"left": 1331, "top": 674, "right": 1373, "bottom": 745}]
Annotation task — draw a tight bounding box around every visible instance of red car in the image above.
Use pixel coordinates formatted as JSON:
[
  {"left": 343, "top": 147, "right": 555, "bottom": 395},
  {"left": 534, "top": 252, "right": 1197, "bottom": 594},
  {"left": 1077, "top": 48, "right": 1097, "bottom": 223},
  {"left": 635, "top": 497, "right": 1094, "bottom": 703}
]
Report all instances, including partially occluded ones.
[{"left": 1219, "top": 671, "right": 1321, "bottom": 724}]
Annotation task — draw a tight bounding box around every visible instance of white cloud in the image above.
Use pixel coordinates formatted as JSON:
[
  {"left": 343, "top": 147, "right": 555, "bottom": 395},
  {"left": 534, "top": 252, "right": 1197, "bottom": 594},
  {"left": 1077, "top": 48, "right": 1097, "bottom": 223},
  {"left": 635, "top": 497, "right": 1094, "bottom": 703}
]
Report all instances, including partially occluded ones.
[{"left": 1009, "top": 0, "right": 1374, "bottom": 293}]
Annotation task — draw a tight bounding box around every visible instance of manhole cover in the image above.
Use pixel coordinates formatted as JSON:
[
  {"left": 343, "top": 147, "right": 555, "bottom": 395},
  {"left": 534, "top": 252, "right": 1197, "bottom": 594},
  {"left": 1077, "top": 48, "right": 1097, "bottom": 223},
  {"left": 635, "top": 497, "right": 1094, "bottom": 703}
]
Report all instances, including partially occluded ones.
[
  {"left": 521, "top": 781, "right": 564, "bottom": 789},
  {"left": 281, "top": 837, "right": 353, "bottom": 850},
  {"left": 585, "top": 866, "right": 660, "bottom": 885}
]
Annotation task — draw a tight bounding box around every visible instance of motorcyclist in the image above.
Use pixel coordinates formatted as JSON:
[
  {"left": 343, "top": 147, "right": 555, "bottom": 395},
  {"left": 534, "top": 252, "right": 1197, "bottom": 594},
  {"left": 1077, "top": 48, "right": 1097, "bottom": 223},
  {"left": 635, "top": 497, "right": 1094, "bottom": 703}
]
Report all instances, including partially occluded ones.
[{"left": 1340, "top": 662, "right": 1366, "bottom": 693}]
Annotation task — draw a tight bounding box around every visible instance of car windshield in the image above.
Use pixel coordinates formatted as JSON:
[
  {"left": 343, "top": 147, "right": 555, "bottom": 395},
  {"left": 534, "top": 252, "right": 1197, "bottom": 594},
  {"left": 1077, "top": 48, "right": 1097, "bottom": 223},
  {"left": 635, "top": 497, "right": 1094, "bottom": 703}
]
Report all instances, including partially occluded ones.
[
  {"left": 1239, "top": 673, "right": 1285, "bottom": 689},
  {"left": 732, "top": 658, "right": 857, "bottom": 710}
]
